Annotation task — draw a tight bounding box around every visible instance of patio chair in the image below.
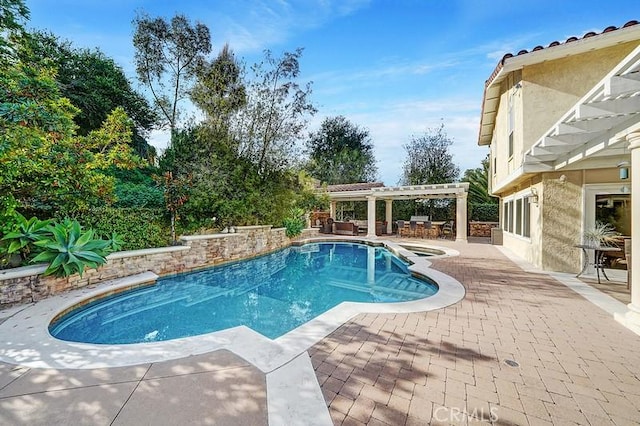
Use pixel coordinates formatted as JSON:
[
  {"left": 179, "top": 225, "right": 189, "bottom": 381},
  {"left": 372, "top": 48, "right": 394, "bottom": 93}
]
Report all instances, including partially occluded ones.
[
  {"left": 441, "top": 221, "right": 454, "bottom": 240},
  {"left": 409, "top": 220, "right": 422, "bottom": 238},
  {"left": 423, "top": 221, "right": 433, "bottom": 239},
  {"left": 324, "top": 218, "right": 334, "bottom": 234}
]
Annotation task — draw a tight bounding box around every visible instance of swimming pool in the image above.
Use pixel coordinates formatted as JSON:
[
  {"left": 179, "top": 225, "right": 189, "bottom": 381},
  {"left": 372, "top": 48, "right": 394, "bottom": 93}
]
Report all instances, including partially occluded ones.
[{"left": 49, "top": 242, "right": 438, "bottom": 343}]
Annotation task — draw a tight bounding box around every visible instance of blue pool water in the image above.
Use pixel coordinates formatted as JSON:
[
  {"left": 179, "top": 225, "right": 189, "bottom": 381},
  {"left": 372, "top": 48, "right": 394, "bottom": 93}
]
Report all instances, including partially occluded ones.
[{"left": 49, "top": 243, "right": 438, "bottom": 343}]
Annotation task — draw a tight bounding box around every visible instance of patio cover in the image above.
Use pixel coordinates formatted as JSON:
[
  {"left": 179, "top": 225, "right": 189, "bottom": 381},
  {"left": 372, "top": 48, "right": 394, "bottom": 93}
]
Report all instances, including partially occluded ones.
[{"left": 324, "top": 182, "right": 469, "bottom": 241}]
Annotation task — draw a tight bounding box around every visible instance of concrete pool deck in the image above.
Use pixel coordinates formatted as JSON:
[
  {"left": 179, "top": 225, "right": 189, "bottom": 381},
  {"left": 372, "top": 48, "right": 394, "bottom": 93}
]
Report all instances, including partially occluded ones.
[{"left": 1, "top": 237, "right": 640, "bottom": 424}]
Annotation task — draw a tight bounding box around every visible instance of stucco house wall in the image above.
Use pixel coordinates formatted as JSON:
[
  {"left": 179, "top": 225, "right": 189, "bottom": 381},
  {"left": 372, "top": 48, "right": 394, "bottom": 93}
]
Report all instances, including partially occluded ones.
[
  {"left": 522, "top": 41, "right": 638, "bottom": 148},
  {"left": 486, "top": 36, "right": 637, "bottom": 273}
]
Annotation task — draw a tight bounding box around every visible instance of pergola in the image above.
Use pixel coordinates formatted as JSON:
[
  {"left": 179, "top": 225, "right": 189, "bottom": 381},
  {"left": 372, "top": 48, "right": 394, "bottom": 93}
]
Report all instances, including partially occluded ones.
[{"left": 324, "top": 182, "right": 470, "bottom": 241}]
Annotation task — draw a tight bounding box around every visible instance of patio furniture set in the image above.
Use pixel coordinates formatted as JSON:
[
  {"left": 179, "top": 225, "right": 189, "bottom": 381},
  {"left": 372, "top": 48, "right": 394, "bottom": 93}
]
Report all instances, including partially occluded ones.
[{"left": 318, "top": 216, "right": 455, "bottom": 239}]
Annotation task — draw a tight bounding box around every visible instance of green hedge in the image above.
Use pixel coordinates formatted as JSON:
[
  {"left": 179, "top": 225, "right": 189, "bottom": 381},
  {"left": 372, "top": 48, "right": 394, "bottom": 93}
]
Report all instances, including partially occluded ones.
[
  {"left": 68, "top": 207, "right": 171, "bottom": 250},
  {"left": 469, "top": 203, "right": 499, "bottom": 222}
]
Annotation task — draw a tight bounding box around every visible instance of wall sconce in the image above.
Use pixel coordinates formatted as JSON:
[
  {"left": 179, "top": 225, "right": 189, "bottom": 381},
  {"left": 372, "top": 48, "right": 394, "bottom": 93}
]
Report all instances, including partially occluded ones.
[
  {"left": 529, "top": 187, "right": 539, "bottom": 205},
  {"left": 618, "top": 161, "right": 630, "bottom": 180},
  {"left": 559, "top": 174, "right": 567, "bottom": 183}
]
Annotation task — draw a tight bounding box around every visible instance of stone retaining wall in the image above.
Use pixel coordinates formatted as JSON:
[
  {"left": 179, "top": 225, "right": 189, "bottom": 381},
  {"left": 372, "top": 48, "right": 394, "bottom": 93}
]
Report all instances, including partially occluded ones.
[
  {"left": 469, "top": 221, "right": 499, "bottom": 237},
  {"left": 0, "top": 226, "right": 288, "bottom": 308}
]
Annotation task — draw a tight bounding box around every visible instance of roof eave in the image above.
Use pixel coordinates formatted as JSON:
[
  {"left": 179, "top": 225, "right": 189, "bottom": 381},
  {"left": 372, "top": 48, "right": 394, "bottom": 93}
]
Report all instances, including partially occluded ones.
[{"left": 477, "top": 22, "right": 640, "bottom": 147}]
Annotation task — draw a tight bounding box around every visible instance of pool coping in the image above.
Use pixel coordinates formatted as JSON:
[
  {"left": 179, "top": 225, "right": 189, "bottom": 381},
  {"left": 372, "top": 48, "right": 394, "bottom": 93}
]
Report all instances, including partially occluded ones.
[
  {"left": 0, "top": 237, "right": 464, "bottom": 426},
  {"left": 0, "top": 237, "right": 464, "bottom": 371},
  {"left": 0, "top": 237, "right": 462, "bottom": 371}
]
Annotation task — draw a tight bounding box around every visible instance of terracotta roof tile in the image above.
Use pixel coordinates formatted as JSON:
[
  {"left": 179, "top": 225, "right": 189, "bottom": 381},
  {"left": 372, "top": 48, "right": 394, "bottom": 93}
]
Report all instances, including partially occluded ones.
[
  {"left": 325, "top": 182, "right": 385, "bottom": 192},
  {"left": 485, "top": 20, "right": 639, "bottom": 88}
]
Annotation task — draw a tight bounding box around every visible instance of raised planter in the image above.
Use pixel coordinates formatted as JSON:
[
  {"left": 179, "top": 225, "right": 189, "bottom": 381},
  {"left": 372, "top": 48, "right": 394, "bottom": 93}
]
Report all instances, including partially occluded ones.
[{"left": 0, "top": 226, "right": 289, "bottom": 308}]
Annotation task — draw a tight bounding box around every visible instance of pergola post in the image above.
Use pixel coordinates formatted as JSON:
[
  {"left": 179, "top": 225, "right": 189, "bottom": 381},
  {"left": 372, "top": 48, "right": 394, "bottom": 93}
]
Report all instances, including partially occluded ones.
[
  {"left": 330, "top": 201, "right": 337, "bottom": 220},
  {"left": 455, "top": 192, "right": 468, "bottom": 242},
  {"left": 624, "top": 131, "right": 640, "bottom": 333},
  {"left": 366, "top": 196, "right": 377, "bottom": 238},
  {"left": 385, "top": 199, "right": 393, "bottom": 234}
]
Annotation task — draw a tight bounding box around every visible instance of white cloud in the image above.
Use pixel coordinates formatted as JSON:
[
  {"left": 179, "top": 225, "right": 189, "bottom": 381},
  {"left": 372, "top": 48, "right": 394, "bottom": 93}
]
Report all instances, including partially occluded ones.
[{"left": 213, "top": 0, "right": 372, "bottom": 54}]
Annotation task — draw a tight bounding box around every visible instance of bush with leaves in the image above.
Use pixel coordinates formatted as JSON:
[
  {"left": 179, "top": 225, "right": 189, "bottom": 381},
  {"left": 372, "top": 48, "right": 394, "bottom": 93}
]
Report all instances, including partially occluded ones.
[
  {"left": 283, "top": 208, "right": 306, "bottom": 238},
  {"left": 67, "top": 207, "right": 170, "bottom": 250},
  {"left": 469, "top": 203, "right": 499, "bottom": 222}
]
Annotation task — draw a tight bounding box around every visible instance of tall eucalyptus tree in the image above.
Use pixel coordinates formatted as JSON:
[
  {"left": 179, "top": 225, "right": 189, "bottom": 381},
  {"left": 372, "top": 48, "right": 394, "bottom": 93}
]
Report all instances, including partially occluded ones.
[{"left": 133, "top": 13, "right": 211, "bottom": 131}]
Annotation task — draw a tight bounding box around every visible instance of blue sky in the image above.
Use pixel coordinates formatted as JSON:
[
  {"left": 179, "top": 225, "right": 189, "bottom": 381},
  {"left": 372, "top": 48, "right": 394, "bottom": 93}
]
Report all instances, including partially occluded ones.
[{"left": 25, "top": 0, "right": 639, "bottom": 185}]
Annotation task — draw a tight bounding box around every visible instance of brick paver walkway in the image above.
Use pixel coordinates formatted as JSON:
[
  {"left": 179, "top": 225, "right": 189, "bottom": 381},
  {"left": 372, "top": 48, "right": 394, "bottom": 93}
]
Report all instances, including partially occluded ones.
[{"left": 311, "top": 241, "right": 640, "bottom": 425}]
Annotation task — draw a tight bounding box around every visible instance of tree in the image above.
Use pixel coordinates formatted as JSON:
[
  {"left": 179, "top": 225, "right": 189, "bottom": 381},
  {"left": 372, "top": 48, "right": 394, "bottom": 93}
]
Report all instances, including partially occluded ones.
[
  {"left": 305, "top": 116, "right": 377, "bottom": 184},
  {"left": 133, "top": 12, "right": 211, "bottom": 130},
  {"left": 19, "top": 31, "right": 158, "bottom": 161},
  {"left": 191, "top": 43, "right": 246, "bottom": 132},
  {"left": 400, "top": 123, "right": 460, "bottom": 185},
  {"left": 0, "top": 0, "right": 29, "bottom": 60},
  {"left": 462, "top": 154, "right": 496, "bottom": 205},
  {"left": 462, "top": 154, "right": 498, "bottom": 221},
  {"left": 231, "top": 48, "right": 316, "bottom": 173},
  {"left": 1, "top": 59, "right": 143, "bottom": 216}
]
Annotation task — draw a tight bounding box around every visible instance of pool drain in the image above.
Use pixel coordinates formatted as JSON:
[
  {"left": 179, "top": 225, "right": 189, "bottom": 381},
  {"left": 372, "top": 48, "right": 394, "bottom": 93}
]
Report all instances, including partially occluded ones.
[{"left": 504, "top": 359, "right": 520, "bottom": 367}]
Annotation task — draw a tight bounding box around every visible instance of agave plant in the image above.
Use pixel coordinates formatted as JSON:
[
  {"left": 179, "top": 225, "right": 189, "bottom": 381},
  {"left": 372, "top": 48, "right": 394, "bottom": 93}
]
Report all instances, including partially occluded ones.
[
  {"left": 32, "top": 220, "right": 112, "bottom": 277},
  {"left": 0, "top": 214, "right": 52, "bottom": 261}
]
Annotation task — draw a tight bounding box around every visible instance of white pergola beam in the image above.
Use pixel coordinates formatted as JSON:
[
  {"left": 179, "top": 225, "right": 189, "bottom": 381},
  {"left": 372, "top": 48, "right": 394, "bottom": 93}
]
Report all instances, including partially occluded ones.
[
  {"left": 578, "top": 97, "right": 640, "bottom": 119},
  {"left": 605, "top": 74, "right": 640, "bottom": 96}
]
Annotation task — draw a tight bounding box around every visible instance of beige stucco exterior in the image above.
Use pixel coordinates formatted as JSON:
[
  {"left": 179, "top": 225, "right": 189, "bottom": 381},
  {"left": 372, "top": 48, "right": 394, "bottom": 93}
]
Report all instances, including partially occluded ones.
[{"left": 483, "top": 32, "right": 638, "bottom": 274}]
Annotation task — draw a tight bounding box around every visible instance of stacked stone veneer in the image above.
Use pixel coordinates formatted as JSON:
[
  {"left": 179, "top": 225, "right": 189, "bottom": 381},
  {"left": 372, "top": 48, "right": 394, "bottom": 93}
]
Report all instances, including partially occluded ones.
[
  {"left": 469, "top": 221, "right": 499, "bottom": 237},
  {"left": 0, "top": 225, "right": 288, "bottom": 308}
]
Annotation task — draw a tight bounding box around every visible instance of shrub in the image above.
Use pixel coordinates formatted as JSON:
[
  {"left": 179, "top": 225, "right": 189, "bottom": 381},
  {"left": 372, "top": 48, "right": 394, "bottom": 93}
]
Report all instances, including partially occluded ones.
[
  {"left": 283, "top": 208, "right": 306, "bottom": 238},
  {"left": 68, "top": 207, "right": 171, "bottom": 250},
  {"left": 469, "top": 203, "right": 499, "bottom": 222},
  {"left": 114, "top": 182, "right": 164, "bottom": 208}
]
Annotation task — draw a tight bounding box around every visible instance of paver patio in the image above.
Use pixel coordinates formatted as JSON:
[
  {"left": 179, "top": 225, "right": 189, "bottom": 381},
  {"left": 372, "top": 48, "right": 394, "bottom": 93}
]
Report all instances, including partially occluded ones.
[
  {"left": 0, "top": 238, "right": 638, "bottom": 425},
  {"left": 311, "top": 239, "right": 640, "bottom": 425}
]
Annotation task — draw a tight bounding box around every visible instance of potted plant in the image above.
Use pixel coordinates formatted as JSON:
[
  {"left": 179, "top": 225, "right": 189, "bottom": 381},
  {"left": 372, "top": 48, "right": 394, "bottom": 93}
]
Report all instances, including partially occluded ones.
[{"left": 582, "top": 221, "right": 620, "bottom": 247}]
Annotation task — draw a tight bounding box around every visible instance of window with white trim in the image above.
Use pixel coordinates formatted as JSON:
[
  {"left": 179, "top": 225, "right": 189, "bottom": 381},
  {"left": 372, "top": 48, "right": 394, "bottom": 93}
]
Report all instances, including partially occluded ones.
[{"left": 503, "top": 194, "right": 532, "bottom": 238}]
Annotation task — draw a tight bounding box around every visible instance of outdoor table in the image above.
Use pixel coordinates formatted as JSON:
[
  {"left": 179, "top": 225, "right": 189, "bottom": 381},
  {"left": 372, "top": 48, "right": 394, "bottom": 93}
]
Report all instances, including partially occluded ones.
[
  {"left": 396, "top": 220, "right": 446, "bottom": 238},
  {"left": 574, "top": 244, "right": 622, "bottom": 284}
]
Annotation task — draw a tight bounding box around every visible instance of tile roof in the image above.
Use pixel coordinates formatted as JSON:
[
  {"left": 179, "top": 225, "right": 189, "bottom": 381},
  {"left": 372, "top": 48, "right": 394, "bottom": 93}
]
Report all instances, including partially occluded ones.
[
  {"left": 325, "top": 182, "right": 385, "bottom": 192},
  {"left": 485, "top": 20, "right": 639, "bottom": 88}
]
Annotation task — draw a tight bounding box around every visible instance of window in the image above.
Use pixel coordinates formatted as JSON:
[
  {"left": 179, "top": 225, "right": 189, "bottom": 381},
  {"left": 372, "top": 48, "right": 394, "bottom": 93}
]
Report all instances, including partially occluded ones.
[
  {"left": 523, "top": 197, "right": 531, "bottom": 238},
  {"left": 504, "top": 194, "right": 532, "bottom": 239},
  {"left": 503, "top": 203, "right": 509, "bottom": 231},
  {"left": 493, "top": 155, "right": 497, "bottom": 176}
]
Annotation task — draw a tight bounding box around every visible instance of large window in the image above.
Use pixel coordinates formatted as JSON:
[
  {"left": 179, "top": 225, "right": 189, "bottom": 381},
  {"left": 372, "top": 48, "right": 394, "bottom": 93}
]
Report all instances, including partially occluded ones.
[{"left": 503, "top": 194, "right": 532, "bottom": 238}]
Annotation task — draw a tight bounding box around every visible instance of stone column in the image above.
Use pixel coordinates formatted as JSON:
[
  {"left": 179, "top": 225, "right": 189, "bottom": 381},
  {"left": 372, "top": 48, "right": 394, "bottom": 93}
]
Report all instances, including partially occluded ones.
[
  {"left": 330, "top": 201, "right": 337, "bottom": 219},
  {"left": 367, "top": 196, "right": 377, "bottom": 238},
  {"left": 385, "top": 199, "right": 393, "bottom": 235},
  {"left": 623, "top": 131, "right": 640, "bottom": 334},
  {"left": 455, "top": 192, "right": 468, "bottom": 242}
]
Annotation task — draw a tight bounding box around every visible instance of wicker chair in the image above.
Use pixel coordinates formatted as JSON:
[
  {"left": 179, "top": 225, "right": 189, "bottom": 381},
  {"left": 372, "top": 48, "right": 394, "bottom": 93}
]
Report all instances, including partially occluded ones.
[{"left": 441, "top": 221, "right": 454, "bottom": 240}]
